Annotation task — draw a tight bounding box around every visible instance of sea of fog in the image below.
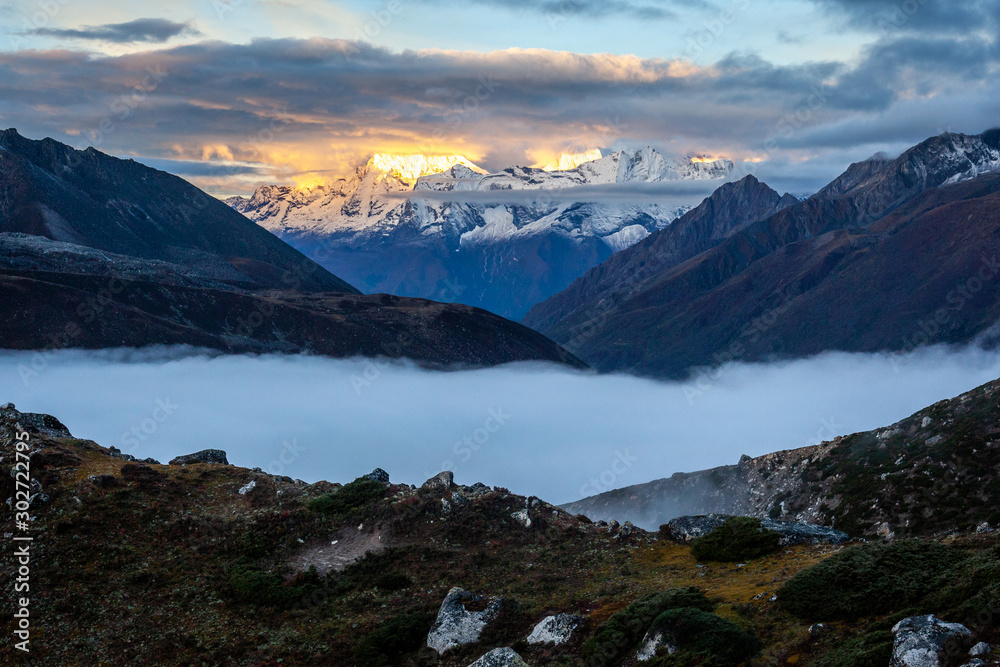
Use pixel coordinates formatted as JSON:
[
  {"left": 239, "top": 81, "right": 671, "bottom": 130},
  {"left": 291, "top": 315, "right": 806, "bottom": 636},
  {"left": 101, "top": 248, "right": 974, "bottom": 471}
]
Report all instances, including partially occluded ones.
[{"left": 2, "top": 345, "right": 999, "bottom": 505}]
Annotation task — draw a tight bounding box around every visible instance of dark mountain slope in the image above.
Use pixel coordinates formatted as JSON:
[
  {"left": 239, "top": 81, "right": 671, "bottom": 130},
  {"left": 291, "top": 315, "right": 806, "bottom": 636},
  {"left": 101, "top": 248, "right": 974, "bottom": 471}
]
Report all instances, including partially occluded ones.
[
  {"left": 525, "top": 131, "right": 1000, "bottom": 376},
  {"left": 522, "top": 175, "right": 797, "bottom": 333},
  {"left": 0, "top": 132, "right": 584, "bottom": 369},
  {"left": 0, "top": 128, "right": 355, "bottom": 293}
]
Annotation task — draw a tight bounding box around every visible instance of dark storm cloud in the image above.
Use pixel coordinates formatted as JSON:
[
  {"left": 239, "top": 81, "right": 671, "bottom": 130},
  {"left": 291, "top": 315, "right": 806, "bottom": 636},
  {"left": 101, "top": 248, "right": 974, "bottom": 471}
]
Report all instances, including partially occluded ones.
[
  {"left": 28, "top": 18, "right": 199, "bottom": 43},
  {"left": 810, "top": 0, "right": 1000, "bottom": 35}
]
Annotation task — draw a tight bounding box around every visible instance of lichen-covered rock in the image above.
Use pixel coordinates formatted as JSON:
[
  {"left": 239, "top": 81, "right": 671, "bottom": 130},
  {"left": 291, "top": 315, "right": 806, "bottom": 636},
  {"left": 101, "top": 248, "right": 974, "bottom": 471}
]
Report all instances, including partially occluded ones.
[
  {"left": 169, "top": 449, "right": 229, "bottom": 466},
  {"left": 238, "top": 480, "right": 257, "bottom": 495},
  {"left": 511, "top": 509, "right": 531, "bottom": 528},
  {"left": 467, "top": 647, "right": 531, "bottom": 667},
  {"left": 969, "top": 642, "right": 992, "bottom": 656},
  {"left": 427, "top": 587, "right": 504, "bottom": 654},
  {"left": 364, "top": 468, "right": 390, "bottom": 483},
  {"left": 526, "top": 613, "right": 581, "bottom": 645},
  {"left": 422, "top": 471, "right": 454, "bottom": 492},
  {"left": 637, "top": 628, "right": 676, "bottom": 661},
  {"left": 661, "top": 514, "right": 848, "bottom": 546},
  {"left": 891, "top": 615, "right": 972, "bottom": 667}
]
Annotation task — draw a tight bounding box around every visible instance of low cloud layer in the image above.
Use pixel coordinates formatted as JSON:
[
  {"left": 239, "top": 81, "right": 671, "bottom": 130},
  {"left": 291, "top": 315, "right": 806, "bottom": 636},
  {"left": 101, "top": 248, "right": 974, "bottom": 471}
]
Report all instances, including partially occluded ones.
[
  {"left": 394, "top": 179, "right": 724, "bottom": 205},
  {"left": 3, "top": 345, "right": 999, "bottom": 505}
]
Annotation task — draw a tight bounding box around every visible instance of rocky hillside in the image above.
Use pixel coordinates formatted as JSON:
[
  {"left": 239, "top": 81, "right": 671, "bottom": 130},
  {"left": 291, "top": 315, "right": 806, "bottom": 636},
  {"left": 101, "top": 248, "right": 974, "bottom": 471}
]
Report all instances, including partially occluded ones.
[
  {"left": 564, "top": 375, "right": 1000, "bottom": 539},
  {"left": 525, "top": 131, "right": 1000, "bottom": 376},
  {"left": 1, "top": 402, "right": 998, "bottom": 666}
]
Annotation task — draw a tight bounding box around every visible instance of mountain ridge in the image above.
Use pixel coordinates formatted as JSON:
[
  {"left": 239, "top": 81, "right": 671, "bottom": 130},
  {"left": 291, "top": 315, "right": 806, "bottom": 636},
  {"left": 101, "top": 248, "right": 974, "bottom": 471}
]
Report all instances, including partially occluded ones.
[{"left": 525, "top": 130, "right": 1000, "bottom": 376}]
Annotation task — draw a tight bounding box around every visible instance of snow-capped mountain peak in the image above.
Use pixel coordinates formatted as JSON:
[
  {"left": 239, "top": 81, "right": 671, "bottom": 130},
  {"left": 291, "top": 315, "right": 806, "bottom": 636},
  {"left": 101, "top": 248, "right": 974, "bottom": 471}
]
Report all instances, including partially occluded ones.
[
  {"left": 540, "top": 149, "right": 604, "bottom": 171},
  {"left": 366, "top": 153, "right": 487, "bottom": 185}
]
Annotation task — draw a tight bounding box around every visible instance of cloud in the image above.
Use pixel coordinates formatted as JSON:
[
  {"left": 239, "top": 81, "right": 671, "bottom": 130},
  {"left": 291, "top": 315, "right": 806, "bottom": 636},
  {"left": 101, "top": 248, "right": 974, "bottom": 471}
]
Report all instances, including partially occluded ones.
[
  {"left": 418, "top": 0, "right": 679, "bottom": 20},
  {"left": 28, "top": 18, "right": 199, "bottom": 43},
  {"left": 0, "top": 35, "right": 996, "bottom": 195},
  {"left": 392, "top": 179, "right": 727, "bottom": 205},
  {"left": 3, "top": 345, "right": 999, "bottom": 511}
]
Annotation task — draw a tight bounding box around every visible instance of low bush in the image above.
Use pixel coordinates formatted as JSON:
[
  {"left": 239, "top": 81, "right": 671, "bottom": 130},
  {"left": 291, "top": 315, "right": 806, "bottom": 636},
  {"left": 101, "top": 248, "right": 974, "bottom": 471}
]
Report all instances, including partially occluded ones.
[
  {"left": 810, "top": 629, "right": 895, "bottom": 667},
  {"left": 645, "top": 607, "right": 761, "bottom": 666},
  {"left": 307, "top": 477, "right": 387, "bottom": 517},
  {"left": 691, "top": 517, "right": 781, "bottom": 562},
  {"left": 581, "top": 587, "right": 713, "bottom": 666},
  {"left": 351, "top": 612, "right": 431, "bottom": 667},
  {"left": 779, "top": 540, "right": 956, "bottom": 620}
]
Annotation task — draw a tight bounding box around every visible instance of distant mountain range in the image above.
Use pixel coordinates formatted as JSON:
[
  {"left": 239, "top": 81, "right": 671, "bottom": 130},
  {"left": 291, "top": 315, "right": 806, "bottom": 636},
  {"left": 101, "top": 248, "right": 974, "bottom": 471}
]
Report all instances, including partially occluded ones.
[
  {"left": 226, "top": 148, "right": 734, "bottom": 319},
  {"left": 524, "top": 130, "right": 1000, "bottom": 376},
  {"left": 0, "top": 129, "right": 583, "bottom": 368}
]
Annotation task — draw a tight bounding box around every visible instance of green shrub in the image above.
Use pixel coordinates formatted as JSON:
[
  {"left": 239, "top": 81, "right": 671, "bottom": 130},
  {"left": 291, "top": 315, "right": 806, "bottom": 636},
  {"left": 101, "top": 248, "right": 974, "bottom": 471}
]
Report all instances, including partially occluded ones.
[
  {"left": 811, "top": 629, "right": 893, "bottom": 667},
  {"left": 373, "top": 571, "right": 412, "bottom": 591},
  {"left": 308, "top": 477, "right": 387, "bottom": 517},
  {"left": 691, "top": 517, "right": 781, "bottom": 562},
  {"left": 645, "top": 607, "right": 761, "bottom": 666},
  {"left": 228, "top": 566, "right": 295, "bottom": 606},
  {"left": 227, "top": 564, "right": 330, "bottom": 608},
  {"left": 779, "top": 540, "right": 956, "bottom": 620},
  {"left": 351, "top": 612, "right": 431, "bottom": 667},
  {"left": 581, "top": 588, "right": 713, "bottom": 666}
]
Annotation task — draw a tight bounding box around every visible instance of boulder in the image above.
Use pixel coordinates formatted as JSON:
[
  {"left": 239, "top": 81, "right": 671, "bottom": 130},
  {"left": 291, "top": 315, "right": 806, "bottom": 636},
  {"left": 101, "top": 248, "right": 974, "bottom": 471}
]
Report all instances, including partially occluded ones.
[
  {"left": 467, "top": 647, "right": 531, "bottom": 667},
  {"left": 238, "top": 480, "right": 257, "bottom": 495},
  {"left": 169, "top": 449, "right": 229, "bottom": 466},
  {"left": 106, "top": 446, "right": 137, "bottom": 462},
  {"left": 891, "top": 615, "right": 972, "bottom": 667},
  {"left": 637, "top": 628, "right": 675, "bottom": 661},
  {"left": 427, "top": 587, "right": 504, "bottom": 654},
  {"left": 660, "top": 514, "right": 849, "bottom": 546},
  {"left": 364, "top": 468, "right": 390, "bottom": 483},
  {"left": 511, "top": 509, "right": 531, "bottom": 528},
  {"left": 969, "top": 642, "right": 992, "bottom": 656},
  {"left": 89, "top": 474, "right": 118, "bottom": 488},
  {"left": 526, "top": 613, "right": 581, "bottom": 645},
  {"left": 422, "top": 471, "right": 454, "bottom": 492}
]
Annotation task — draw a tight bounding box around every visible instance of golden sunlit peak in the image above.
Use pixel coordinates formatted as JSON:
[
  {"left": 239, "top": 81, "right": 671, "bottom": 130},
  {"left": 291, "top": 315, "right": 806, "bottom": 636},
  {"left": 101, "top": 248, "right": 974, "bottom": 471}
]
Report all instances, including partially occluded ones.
[
  {"left": 541, "top": 149, "right": 604, "bottom": 171},
  {"left": 293, "top": 174, "right": 330, "bottom": 190},
  {"left": 367, "top": 153, "right": 486, "bottom": 183},
  {"left": 689, "top": 155, "right": 726, "bottom": 164}
]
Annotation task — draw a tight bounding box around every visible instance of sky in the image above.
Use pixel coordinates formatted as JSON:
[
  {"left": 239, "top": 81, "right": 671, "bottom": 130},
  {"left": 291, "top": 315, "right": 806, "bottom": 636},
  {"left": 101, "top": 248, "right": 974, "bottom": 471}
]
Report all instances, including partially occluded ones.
[
  {"left": 4, "top": 344, "right": 1000, "bottom": 515},
  {"left": 1, "top": 0, "right": 998, "bottom": 196}
]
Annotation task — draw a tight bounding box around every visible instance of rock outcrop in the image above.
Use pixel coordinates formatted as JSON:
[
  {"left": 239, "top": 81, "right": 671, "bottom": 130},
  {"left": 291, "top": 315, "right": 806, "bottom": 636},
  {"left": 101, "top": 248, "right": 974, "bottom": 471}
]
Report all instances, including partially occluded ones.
[
  {"left": 422, "top": 471, "right": 455, "bottom": 493},
  {"left": 891, "top": 615, "right": 972, "bottom": 667},
  {"left": 467, "top": 647, "right": 531, "bottom": 667},
  {"left": 661, "top": 514, "right": 849, "bottom": 546},
  {"left": 427, "top": 587, "right": 504, "bottom": 654},
  {"left": 169, "top": 449, "right": 230, "bottom": 466},
  {"left": 526, "top": 614, "right": 581, "bottom": 645}
]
